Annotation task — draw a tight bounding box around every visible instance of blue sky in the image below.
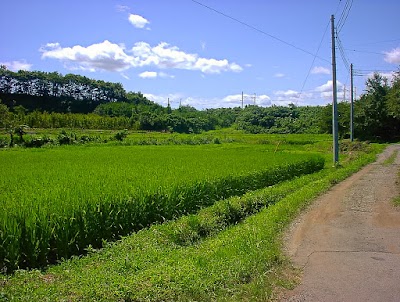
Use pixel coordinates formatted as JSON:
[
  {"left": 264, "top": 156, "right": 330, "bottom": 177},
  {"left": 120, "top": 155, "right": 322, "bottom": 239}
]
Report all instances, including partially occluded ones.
[{"left": 1, "top": 0, "right": 399, "bottom": 109}]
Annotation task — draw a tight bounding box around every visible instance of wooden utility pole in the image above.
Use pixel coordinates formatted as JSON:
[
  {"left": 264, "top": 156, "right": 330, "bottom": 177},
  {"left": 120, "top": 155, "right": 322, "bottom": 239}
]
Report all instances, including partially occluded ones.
[
  {"left": 242, "top": 91, "right": 244, "bottom": 108},
  {"left": 350, "top": 63, "right": 354, "bottom": 142},
  {"left": 331, "top": 15, "right": 339, "bottom": 165}
]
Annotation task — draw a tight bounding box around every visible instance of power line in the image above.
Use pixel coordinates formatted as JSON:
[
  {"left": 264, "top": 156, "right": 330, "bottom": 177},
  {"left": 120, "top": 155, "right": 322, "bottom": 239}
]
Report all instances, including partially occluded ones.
[
  {"left": 355, "top": 69, "right": 396, "bottom": 72},
  {"left": 349, "top": 38, "right": 400, "bottom": 46},
  {"left": 190, "top": 0, "right": 330, "bottom": 63},
  {"left": 353, "top": 69, "right": 396, "bottom": 77},
  {"left": 337, "top": 0, "right": 353, "bottom": 33},
  {"left": 300, "top": 19, "right": 331, "bottom": 95},
  {"left": 334, "top": 0, "right": 344, "bottom": 15},
  {"left": 344, "top": 48, "right": 383, "bottom": 55},
  {"left": 336, "top": 33, "right": 350, "bottom": 70}
]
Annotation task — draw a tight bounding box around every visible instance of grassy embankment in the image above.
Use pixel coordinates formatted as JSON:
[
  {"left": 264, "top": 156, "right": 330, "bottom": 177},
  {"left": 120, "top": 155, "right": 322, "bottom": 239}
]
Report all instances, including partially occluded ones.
[{"left": 383, "top": 149, "right": 400, "bottom": 206}]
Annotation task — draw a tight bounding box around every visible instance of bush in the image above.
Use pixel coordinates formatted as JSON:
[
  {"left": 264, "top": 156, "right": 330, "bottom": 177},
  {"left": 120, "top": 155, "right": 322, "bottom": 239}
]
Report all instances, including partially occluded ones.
[
  {"left": 114, "top": 130, "right": 128, "bottom": 141},
  {"left": 24, "top": 136, "right": 54, "bottom": 148},
  {"left": 0, "top": 137, "right": 9, "bottom": 148},
  {"left": 57, "top": 130, "right": 77, "bottom": 145}
]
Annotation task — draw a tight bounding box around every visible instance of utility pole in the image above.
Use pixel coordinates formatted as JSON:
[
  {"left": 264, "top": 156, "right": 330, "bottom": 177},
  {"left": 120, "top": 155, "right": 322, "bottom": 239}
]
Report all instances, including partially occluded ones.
[
  {"left": 331, "top": 15, "right": 339, "bottom": 165},
  {"left": 241, "top": 91, "right": 244, "bottom": 109},
  {"left": 350, "top": 63, "right": 354, "bottom": 142},
  {"left": 253, "top": 93, "right": 256, "bottom": 105}
]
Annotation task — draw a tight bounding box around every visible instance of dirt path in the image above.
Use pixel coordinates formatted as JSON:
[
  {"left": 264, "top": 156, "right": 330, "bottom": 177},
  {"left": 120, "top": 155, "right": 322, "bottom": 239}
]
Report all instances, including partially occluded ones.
[{"left": 281, "top": 145, "right": 400, "bottom": 302}]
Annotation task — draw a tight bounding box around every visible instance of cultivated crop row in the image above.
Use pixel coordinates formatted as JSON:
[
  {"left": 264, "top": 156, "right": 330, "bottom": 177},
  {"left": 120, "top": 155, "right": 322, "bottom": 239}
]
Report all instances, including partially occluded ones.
[{"left": 0, "top": 145, "right": 324, "bottom": 272}]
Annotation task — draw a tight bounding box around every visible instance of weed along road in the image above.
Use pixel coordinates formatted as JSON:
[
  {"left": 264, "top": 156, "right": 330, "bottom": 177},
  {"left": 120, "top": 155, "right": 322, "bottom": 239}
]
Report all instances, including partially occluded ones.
[{"left": 282, "top": 145, "right": 400, "bottom": 301}]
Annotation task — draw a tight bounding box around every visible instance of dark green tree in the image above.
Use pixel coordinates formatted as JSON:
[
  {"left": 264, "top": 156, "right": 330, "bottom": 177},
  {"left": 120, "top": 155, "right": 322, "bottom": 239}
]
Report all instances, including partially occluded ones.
[
  {"left": 354, "top": 73, "right": 390, "bottom": 140},
  {"left": 387, "top": 70, "right": 400, "bottom": 119}
]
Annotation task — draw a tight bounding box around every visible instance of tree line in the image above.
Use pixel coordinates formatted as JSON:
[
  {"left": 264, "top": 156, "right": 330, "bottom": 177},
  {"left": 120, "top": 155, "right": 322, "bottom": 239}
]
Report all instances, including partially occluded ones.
[
  {"left": 0, "top": 66, "right": 127, "bottom": 112},
  {"left": 319, "top": 71, "right": 400, "bottom": 141},
  {"left": 1, "top": 67, "right": 399, "bottom": 141}
]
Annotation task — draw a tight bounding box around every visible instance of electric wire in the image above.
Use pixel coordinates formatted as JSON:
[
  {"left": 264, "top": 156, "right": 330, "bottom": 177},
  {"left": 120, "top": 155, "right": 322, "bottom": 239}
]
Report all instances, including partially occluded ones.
[
  {"left": 336, "top": 33, "right": 350, "bottom": 70},
  {"left": 353, "top": 69, "right": 396, "bottom": 76},
  {"left": 191, "top": 0, "right": 395, "bottom": 103},
  {"left": 350, "top": 38, "right": 400, "bottom": 46},
  {"left": 190, "top": 0, "right": 330, "bottom": 63},
  {"left": 337, "top": 0, "right": 353, "bottom": 33},
  {"left": 344, "top": 49, "right": 383, "bottom": 55},
  {"left": 299, "top": 19, "right": 331, "bottom": 96}
]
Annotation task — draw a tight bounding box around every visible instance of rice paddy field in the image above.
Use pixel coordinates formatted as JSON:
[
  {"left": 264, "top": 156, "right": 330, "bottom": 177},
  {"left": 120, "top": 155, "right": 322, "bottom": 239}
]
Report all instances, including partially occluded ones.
[{"left": 0, "top": 131, "right": 385, "bottom": 301}]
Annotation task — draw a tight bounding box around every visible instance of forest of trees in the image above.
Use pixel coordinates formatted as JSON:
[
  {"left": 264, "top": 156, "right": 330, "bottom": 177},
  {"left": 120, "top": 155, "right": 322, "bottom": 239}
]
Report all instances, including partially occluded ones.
[
  {"left": 0, "top": 66, "right": 127, "bottom": 112},
  {"left": 319, "top": 72, "right": 400, "bottom": 141},
  {"left": 1, "top": 67, "right": 399, "bottom": 141}
]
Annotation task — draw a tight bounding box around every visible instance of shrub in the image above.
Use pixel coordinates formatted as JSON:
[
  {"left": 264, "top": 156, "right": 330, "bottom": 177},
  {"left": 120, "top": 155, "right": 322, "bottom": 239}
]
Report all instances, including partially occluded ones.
[{"left": 114, "top": 130, "right": 128, "bottom": 141}]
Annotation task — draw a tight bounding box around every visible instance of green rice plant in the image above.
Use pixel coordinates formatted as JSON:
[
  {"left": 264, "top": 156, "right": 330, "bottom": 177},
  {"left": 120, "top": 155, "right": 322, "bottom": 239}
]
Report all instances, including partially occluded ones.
[{"left": 0, "top": 144, "right": 324, "bottom": 273}]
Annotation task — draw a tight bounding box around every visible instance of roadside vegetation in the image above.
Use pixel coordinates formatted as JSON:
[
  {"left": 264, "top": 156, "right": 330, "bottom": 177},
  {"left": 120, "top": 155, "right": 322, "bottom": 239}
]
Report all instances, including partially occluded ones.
[
  {"left": 383, "top": 149, "right": 398, "bottom": 166},
  {"left": 393, "top": 170, "right": 400, "bottom": 207}
]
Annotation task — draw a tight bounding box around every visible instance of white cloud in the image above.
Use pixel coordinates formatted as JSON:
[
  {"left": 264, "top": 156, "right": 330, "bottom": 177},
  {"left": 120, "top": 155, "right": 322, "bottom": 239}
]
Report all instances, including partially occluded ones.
[
  {"left": 40, "top": 40, "right": 134, "bottom": 72},
  {"left": 128, "top": 14, "right": 150, "bottom": 29},
  {"left": 142, "top": 93, "right": 244, "bottom": 109},
  {"left": 142, "top": 85, "right": 351, "bottom": 109},
  {"left": 311, "top": 66, "right": 330, "bottom": 75},
  {"left": 0, "top": 60, "right": 32, "bottom": 71},
  {"left": 143, "top": 92, "right": 328, "bottom": 109},
  {"left": 384, "top": 47, "right": 400, "bottom": 64},
  {"left": 273, "top": 90, "right": 306, "bottom": 105},
  {"left": 275, "top": 90, "right": 300, "bottom": 98},
  {"left": 221, "top": 94, "right": 246, "bottom": 107},
  {"left": 144, "top": 93, "right": 184, "bottom": 107},
  {"left": 274, "top": 73, "right": 285, "bottom": 78},
  {"left": 201, "top": 41, "right": 206, "bottom": 51},
  {"left": 315, "top": 81, "right": 333, "bottom": 93},
  {"left": 255, "top": 94, "right": 272, "bottom": 106},
  {"left": 159, "top": 72, "right": 175, "bottom": 78},
  {"left": 116, "top": 5, "right": 130, "bottom": 12},
  {"left": 195, "top": 58, "right": 242, "bottom": 73},
  {"left": 139, "top": 71, "right": 175, "bottom": 79},
  {"left": 131, "top": 41, "right": 242, "bottom": 74},
  {"left": 315, "top": 80, "right": 344, "bottom": 99},
  {"left": 139, "top": 71, "right": 158, "bottom": 79},
  {"left": 40, "top": 40, "right": 243, "bottom": 75},
  {"left": 315, "top": 80, "right": 344, "bottom": 92},
  {"left": 272, "top": 89, "right": 318, "bottom": 106},
  {"left": 121, "top": 73, "right": 130, "bottom": 80},
  {"left": 222, "top": 94, "right": 271, "bottom": 107}
]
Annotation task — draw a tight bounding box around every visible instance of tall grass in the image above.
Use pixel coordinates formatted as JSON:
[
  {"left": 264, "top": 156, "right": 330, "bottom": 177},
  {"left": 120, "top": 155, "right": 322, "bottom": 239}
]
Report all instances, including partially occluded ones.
[{"left": 0, "top": 144, "right": 324, "bottom": 272}]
